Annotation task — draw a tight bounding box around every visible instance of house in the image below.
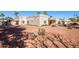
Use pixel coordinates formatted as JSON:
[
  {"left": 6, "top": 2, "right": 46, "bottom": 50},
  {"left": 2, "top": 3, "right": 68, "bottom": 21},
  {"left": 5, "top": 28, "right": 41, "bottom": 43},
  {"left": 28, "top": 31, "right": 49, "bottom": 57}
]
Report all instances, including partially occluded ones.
[
  {"left": 64, "top": 20, "right": 71, "bottom": 24},
  {"left": 0, "top": 18, "right": 16, "bottom": 26},
  {"left": 15, "top": 14, "right": 71, "bottom": 26},
  {"left": 0, "top": 20, "right": 3, "bottom": 26},
  {"left": 48, "top": 18, "right": 56, "bottom": 25},
  {"left": 15, "top": 14, "right": 49, "bottom": 26},
  {"left": 48, "top": 18, "right": 66, "bottom": 26}
]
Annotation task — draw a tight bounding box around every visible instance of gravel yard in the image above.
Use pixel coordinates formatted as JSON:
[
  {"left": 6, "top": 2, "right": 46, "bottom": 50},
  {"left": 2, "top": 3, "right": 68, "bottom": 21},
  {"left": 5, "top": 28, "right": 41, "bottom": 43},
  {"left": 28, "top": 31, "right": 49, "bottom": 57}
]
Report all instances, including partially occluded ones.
[{"left": 0, "top": 25, "right": 79, "bottom": 48}]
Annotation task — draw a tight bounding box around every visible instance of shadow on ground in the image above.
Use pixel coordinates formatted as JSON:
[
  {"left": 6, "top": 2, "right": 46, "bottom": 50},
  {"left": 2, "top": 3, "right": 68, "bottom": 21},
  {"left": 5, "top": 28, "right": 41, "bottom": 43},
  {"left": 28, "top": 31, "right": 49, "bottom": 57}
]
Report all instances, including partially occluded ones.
[
  {"left": 0, "top": 26, "right": 79, "bottom": 48},
  {"left": 0, "top": 26, "right": 26, "bottom": 48}
]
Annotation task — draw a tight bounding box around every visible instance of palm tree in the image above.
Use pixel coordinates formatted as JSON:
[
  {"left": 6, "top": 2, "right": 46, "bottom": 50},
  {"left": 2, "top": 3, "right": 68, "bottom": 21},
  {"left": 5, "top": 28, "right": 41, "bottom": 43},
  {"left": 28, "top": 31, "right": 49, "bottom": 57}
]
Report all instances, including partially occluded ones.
[
  {"left": 37, "top": 11, "right": 41, "bottom": 14},
  {"left": 0, "top": 13, "right": 5, "bottom": 25},
  {"left": 75, "top": 14, "right": 79, "bottom": 21},
  {"left": 49, "top": 16, "right": 53, "bottom": 19},
  {"left": 0, "top": 13, "right": 5, "bottom": 19},
  {"left": 14, "top": 11, "right": 19, "bottom": 17},
  {"left": 43, "top": 11, "right": 48, "bottom": 15},
  {"left": 5, "top": 16, "right": 13, "bottom": 26},
  {"left": 5, "top": 16, "right": 13, "bottom": 20},
  {"left": 69, "top": 14, "right": 79, "bottom": 22},
  {"left": 69, "top": 18, "right": 76, "bottom": 22},
  {"left": 50, "top": 16, "right": 52, "bottom": 18}
]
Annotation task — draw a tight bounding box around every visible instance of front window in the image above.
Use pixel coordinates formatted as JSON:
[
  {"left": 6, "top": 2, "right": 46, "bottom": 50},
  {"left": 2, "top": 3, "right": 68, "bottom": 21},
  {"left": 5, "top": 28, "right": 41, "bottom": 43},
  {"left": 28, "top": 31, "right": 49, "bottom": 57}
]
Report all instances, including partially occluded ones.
[
  {"left": 31, "top": 20, "right": 33, "bottom": 22},
  {"left": 27, "top": 20, "right": 29, "bottom": 24},
  {"left": 22, "top": 21, "right": 25, "bottom": 24},
  {"left": 44, "top": 20, "right": 46, "bottom": 24}
]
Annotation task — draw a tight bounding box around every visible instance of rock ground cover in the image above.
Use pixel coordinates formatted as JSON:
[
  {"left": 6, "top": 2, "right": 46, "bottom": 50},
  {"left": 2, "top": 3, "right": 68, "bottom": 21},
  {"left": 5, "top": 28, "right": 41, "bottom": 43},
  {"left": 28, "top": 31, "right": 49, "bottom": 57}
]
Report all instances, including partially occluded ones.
[{"left": 0, "top": 25, "right": 79, "bottom": 48}]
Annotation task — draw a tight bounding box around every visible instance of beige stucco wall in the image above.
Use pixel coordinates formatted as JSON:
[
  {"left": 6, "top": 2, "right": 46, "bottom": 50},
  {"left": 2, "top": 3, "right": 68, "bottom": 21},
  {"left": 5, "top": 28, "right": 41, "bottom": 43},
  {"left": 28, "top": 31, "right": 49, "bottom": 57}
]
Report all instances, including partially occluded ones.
[
  {"left": 26, "top": 16, "right": 40, "bottom": 26},
  {"left": 39, "top": 14, "right": 49, "bottom": 26},
  {"left": 15, "top": 14, "right": 49, "bottom": 26},
  {"left": 0, "top": 21, "right": 2, "bottom": 25},
  {"left": 11, "top": 21, "right": 16, "bottom": 25},
  {"left": 17, "top": 16, "right": 27, "bottom": 25}
]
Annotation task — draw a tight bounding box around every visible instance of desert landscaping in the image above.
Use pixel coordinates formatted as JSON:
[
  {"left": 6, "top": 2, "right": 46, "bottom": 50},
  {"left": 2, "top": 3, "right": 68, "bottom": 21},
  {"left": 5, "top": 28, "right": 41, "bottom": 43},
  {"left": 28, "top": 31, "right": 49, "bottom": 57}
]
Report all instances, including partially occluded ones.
[
  {"left": 0, "top": 11, "right": 79, "bottom": 48},
  {"left": 0, "top": 25, "right": 79, "bottom": 48}
]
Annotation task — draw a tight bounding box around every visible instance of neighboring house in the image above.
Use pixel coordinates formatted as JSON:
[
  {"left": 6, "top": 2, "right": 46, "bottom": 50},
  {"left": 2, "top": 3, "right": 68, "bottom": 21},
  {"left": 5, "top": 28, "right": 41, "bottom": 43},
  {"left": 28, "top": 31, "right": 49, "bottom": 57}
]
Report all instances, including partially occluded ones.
[
  {"left": 48, "top": 18, "right": 65, "bottom": 25},
  {"left": 0, "top": 13, "right": 71, "bottom": 26},
  {"left": 15, "top": 14, "right": 49, "bottom": 26},
  {"left": 0, "top": 20, "right": 3, "bottom": 26},
  {"left": 15, "top": 14, "right": 71, "bottom": 26},
  {"left": 10, "top": 20, "right": 17, "bottom": 25},
  {"left": 48, "top": 18, "right": 56, "bottom": 25},
  {"left": 0, "top": 17, "right": 16, "bottom": 26},
  {"left": 55, "top": 19, "right": 65, "bottom": 25},
  {"left": 64, "top": 20, "right": 71, "bottom": 24},
  {"left": 0, "top": 18, "right": 5, "bottom": 26}
]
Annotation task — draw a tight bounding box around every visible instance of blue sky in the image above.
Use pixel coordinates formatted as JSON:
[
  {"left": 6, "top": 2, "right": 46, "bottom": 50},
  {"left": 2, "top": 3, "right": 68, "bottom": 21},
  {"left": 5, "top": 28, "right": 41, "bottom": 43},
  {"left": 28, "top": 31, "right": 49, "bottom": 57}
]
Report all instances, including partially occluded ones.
[{"left": 0, "top": 11, "right": 79, "bottom": 19}]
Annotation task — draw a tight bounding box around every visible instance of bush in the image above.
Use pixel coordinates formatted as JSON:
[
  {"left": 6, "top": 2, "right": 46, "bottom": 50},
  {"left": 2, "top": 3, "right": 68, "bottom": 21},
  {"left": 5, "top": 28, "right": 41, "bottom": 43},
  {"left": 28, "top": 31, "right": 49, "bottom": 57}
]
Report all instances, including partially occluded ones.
[{"left": 38, "top": 28, "right": 45, "bottom": 35}]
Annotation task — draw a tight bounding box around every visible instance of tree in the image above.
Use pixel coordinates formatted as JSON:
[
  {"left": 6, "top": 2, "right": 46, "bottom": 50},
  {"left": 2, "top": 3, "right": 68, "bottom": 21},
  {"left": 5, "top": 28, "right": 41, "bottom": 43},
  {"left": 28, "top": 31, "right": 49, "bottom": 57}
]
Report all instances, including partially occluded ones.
[
  {"left": 4, "top": 17, "right": 13, "bottom": 26},
  {"left": 0, "top": 13, "right": 5, "bottom": 25},
  {"left": 0, "top": 13, "right": 5, "bottom": 18},
  {"left": 75, "top": 14, "right": 79, "bottom": 21},
  {"left": 14, "top": 11, "right": 19, "bottom": 17},
  {"left": 69, "top": 14, "right": 79, "bottom": 22},
  {"left": 43, "top": 11, "right": 48, "bottom": 15},
  {"left": 50, "top": 16, "right": 52, "bottom": 18},
  {"left": 37, "top": 11, "right": 41, "bottom": 14},
  {"left": 5, "top": 16, "right": 13, "bottom": 20},
  {"left": 69, "top": 17, "right": 77, "bottom": 22}
]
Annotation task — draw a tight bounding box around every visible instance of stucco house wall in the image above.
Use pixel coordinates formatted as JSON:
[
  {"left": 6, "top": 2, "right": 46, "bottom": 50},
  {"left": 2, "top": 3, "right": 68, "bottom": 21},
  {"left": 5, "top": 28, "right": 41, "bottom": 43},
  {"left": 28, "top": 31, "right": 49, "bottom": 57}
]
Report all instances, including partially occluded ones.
[
  {"left": 39, "top": 14, "right": 49, "bottom": 26},
  {"left": 26, "top": 16, "right": 40, "bottom": 26},
  {"left": 11, "top": 21, "right": 17, "bottom": 25},
  {"left": 18, "top": 16, "right": 27, "bottom": 25},
  {"left": 0, "top": 22, "right": 2, "bottom": 25},
  {"left": 15, "top": 14, "right": 49, "bottom": 26}
]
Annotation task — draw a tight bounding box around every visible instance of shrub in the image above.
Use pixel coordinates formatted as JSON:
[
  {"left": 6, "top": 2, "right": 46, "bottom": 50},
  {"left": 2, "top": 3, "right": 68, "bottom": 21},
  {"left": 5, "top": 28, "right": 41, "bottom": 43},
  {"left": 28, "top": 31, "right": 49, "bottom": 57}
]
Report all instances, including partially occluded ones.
[{"left": 38, "top": 28, "right": 45, "bottom": 35}]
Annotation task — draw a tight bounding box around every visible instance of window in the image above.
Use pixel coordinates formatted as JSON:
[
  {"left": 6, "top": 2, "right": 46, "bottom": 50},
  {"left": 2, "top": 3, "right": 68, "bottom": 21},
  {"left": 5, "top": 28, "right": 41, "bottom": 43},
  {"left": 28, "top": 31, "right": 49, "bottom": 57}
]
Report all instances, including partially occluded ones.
[
  {"left": 44, "top": 20, "right": 47, "bottom": 24},
  {"left": 31, "top": 20, "right": 33, "bottom": 22},
  {"left": 22, "top": 21, "right": 25, "bottom": 24},
  {"left": 27, "top": 20, "right": 29, "bottom": 24},
  {"left": 58, "top": 21, "right": 61, "bottom": 24}
]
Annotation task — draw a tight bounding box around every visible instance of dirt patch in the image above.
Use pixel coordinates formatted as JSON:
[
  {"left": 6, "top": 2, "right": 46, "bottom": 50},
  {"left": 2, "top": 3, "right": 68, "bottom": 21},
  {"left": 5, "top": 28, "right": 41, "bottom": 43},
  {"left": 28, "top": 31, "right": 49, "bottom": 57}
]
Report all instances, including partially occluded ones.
[{"left": 0, "top": 25, "right": 79, "bottom": 48}]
